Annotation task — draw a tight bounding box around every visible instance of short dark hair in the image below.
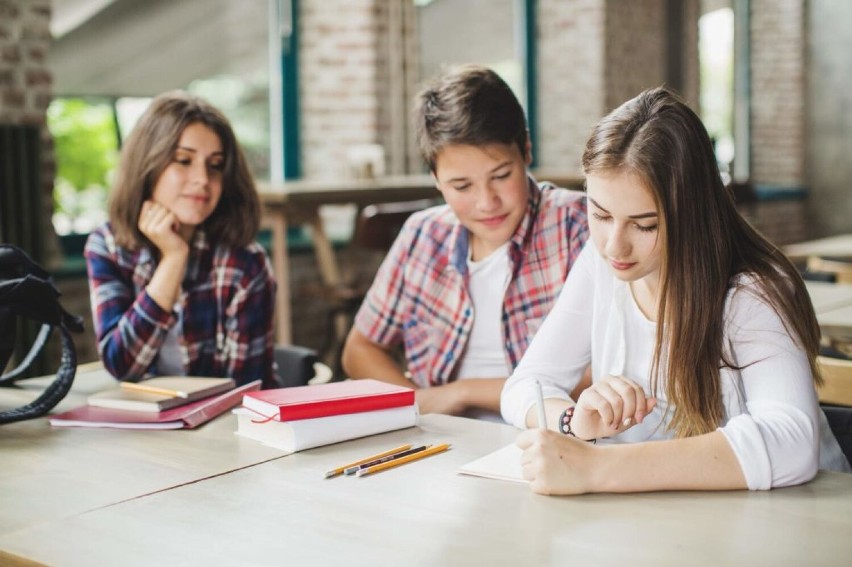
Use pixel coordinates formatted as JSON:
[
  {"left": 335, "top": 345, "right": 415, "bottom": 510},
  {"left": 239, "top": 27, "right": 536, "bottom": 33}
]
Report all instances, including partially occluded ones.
[
  {"left": 108, "top": 90, "right": 260, "bottom": 249},
  {"left": 413, "top": 64, "right": 528, "bottom": 172}
]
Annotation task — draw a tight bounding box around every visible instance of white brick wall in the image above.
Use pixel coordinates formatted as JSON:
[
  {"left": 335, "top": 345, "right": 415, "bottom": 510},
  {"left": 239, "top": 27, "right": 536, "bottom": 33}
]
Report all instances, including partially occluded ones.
[
  {"left": 300, "top": 0, "right": 381, "bottom": 179},
  {"left": 604, "top": 0, "right": 667, "bottom": 110},
  {"left": 0, "top": 0, "right": 58, "bottom": 264},
  {"left": 750, "top": 0, "right": 806, "bottom": 187},
  {"left": 0, "top": 0, "right": 52, "bottom": 124},
  {"left": 536, "top": 0, "right": 606, "bottom": 173},
  {"left": 535, "top": 0, "right": 699, "bottom": 173}
]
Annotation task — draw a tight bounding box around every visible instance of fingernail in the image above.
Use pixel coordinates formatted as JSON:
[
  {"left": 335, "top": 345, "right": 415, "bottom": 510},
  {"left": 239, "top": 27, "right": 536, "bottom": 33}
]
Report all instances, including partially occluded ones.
[{"left": 622, "top": 417, "right": 633, "bottom": 427}]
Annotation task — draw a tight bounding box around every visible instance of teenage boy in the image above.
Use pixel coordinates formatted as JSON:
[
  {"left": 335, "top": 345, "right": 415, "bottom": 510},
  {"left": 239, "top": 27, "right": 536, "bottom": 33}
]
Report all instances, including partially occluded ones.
[{"left": 342, "top": 64, "right": 589, "bottom": 420}]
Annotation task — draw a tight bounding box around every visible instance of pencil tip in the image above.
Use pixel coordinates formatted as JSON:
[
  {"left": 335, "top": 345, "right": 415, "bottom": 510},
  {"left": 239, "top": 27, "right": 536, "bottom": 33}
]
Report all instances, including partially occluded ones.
[{"left": 324, "top": 471, "right": 338, "bottom": 479}]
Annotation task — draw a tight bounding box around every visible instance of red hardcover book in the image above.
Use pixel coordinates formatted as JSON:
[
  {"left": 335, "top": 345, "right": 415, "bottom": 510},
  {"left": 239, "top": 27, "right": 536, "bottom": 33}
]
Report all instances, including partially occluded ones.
[
  {"left": 241, "top": 379, "right": 415, "bottom": 421},
  {"left": 49, "top": 380, "right": 261, "bottom": 429}
]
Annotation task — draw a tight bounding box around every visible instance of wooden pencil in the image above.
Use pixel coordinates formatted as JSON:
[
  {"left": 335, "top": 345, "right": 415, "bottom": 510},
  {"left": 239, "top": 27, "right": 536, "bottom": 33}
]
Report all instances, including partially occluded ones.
[
  {"left": 355, "top": 443, "right": 451, "bottom": 477},
  {"left": 120, "top": 382, "right": 189, "bottom": 399},
  {"left": 324, "top": 444, "right": 413, "bottom": 478}
]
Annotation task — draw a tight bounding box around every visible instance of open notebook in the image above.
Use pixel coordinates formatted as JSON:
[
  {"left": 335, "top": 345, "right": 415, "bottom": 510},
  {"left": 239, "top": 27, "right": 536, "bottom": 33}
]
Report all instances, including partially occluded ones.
[{"left": 457, "top": 443, "right": 527, "bottom": 484}]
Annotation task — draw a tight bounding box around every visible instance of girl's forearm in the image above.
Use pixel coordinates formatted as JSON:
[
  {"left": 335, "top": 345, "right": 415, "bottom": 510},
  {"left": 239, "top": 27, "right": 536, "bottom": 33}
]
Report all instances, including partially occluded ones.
[
  {"left": 145, "top": 253, "right": 188, "bottom": 312},
  {"left": 592, "top": 431, "right": 747, "bottom": 493}
]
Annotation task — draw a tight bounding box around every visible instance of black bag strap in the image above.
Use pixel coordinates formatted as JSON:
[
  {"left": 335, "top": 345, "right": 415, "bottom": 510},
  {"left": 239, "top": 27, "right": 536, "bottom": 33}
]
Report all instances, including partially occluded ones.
[{"left": 0, "top": 245, "right": 84, "bottom": 424}]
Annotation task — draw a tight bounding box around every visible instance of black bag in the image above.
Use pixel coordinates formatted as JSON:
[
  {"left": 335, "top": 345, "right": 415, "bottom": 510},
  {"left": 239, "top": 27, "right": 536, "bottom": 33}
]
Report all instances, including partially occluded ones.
[{"left": 0, "top": 244, "right": 84, "bottom": 424}]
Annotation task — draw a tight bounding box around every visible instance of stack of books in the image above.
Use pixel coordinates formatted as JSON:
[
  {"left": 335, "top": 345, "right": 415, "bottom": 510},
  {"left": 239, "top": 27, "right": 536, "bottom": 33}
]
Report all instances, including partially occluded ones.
[
  {"left": 50, "top": 376, "right": 260, "bottom": 429},
  {"left": 234, "top": 379, "right": 418, "bottom": 453}
]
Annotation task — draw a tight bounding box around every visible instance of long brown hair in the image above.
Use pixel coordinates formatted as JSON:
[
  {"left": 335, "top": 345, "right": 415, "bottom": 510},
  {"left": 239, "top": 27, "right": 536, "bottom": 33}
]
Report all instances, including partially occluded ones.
[
  {"left": 582, "top": 87, "right": 821, "bottom": 437},
  {"left": 108, "top": 90, "right": 260, "bottom": 249}
]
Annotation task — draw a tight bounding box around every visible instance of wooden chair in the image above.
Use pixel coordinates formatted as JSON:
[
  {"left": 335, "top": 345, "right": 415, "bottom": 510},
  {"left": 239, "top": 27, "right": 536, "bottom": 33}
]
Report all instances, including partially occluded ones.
[
  {"left": 807, "top": 256, "right": 852, "bottom": 284},
  {"left": 304, "top": 198, "right": 441, "bottom": 372},
  {"left": 818, "top": 355, "right": 852, "bottom": 407},
  {"left": 818, "top": 356, "right": 852, "bottom": 465}
]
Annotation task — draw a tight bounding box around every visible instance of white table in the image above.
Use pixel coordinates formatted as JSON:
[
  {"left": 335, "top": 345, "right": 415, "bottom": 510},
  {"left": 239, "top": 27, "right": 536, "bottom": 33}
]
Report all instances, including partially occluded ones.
[
  {"left": 819, "top": 304, "right": 852, "bottom": 340},
  {"left": 2, "top": 373, "right": 852, "bottom": 566},
  {"left": 0, "top": 368, "right": 284, "bottom": 536},
  {"left": 805, "top": 281, "right": 852, "bottom": 314},
  {"left": 784, "top": 233, "right": 852, "bottom": 262}
]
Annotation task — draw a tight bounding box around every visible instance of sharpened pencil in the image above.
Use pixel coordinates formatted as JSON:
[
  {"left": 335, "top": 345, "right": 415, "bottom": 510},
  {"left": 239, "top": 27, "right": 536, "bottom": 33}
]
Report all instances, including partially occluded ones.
[
  {"left": 120, "top": 381, "right": 189, "bottom": 399},
  {"left": 344, "top": 445, "right": 429, "bottom": 475},
  {"left": 324, "top": 444, "right": 413, "bottom": 479},
  {"left": 355, "top": 443, "right": 451, "bottom": 477}
]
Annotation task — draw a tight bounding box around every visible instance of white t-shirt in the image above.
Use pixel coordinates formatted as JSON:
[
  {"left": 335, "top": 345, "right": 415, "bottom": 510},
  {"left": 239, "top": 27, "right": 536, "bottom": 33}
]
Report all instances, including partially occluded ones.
[
  {"left": 157, "top": 312, "right": 184, "bottom": 375},
  {"left": 456, "top": 242, "right": 511, "bottom": 423},
  {"left": 501, "top": 243, "right": 851, "bottom": 489},
  {"left": 457, "top": 242, "right": 512, "bottom": 380}
]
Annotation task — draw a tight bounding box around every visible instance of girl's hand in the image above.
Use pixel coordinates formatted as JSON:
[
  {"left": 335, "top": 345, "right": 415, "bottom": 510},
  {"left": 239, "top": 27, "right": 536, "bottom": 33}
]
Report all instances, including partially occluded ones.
[
  {"left": 138, "top": 200, "right": 189, "bottom": 258},
  {"left": 569, "top": 374, "right": 656, "bottom": 440},
  {"left": 517, "top": 428, "right": 597, "bottom": 495}
]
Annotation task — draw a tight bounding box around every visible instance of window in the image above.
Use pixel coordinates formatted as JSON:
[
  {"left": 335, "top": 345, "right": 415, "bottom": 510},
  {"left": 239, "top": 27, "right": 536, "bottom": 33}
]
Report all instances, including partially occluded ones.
[{"left": 699, "top": 5, "right": 735, "bottom": 185}]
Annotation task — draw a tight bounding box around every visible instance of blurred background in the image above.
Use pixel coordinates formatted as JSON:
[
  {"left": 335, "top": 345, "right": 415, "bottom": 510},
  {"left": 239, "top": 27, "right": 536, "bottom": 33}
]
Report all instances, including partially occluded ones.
[{"left": 2, "top": 0, "right": 850, "bottom": 372}]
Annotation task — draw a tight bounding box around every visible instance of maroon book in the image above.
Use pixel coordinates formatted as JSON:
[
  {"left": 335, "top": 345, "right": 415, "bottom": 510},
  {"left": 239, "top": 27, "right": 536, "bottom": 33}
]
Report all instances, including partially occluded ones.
[
  {"left": 50, "top": 380, "right": 261, "bottom": 429},
  {"left": 241, "top": 379, "right": 415, "bottom": 421}
]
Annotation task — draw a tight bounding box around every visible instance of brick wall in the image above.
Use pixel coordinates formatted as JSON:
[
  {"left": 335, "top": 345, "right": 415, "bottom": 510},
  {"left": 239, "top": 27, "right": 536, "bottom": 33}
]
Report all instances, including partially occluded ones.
[
  {"left": 679, "top": 0, "right": 701, "bottom": 109},
  {"left": 805, "top": 0, "right": 852, "bottom": 238},
  {"left": 536, "top": 0, "right": 606, "bottom": 174},
  {"left": 299, "top": 0, "right": 382, "bottom": 179},
  {"left": 0, "top": 0, "right": 58, "bottom": 263},
  {"left": 0, "top": 0, "right": 50, "bottom": 123},
  {"left": 604, "top": 0, "right": 667, "bottom": 111},
  {"left": 535, "top": 0, "right": 699, "bottom": 173},
  {"left": 0, "top": 0, "right": 69, "bottom": 374},
  {"left": 750, "top": 0, "right": 806, "bottom": 188}
]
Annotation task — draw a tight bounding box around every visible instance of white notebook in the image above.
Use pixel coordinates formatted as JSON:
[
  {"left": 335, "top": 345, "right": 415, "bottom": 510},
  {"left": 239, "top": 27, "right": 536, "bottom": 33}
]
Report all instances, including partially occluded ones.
[{"left": 457, "top": 443, "right": 527, "bottom": 484}]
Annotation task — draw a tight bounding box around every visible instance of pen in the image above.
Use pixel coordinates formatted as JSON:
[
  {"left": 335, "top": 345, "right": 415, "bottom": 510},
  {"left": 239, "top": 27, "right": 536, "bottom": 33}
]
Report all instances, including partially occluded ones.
[
  {"left": 344, "top": 445, "right": 429, "bottom": 475},
  {"left": 535, "top": 379, "right": 547, "bottom": 429},
  {"left": 120, "top": 381, "right": 189, "bottom": 399},
  {"left": 324, "top": 444, "right": 413, "bottom": 479},
  {"left": 355, "top": 443, "right": 451, "bottom": 477}
]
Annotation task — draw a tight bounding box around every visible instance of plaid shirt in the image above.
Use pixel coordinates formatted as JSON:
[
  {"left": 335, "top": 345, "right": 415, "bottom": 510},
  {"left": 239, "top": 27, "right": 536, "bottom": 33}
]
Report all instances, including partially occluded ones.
[
  {"left": 354, "top": 178, "right": 588, "bottom": 387},
  {"left": 85, "top": 223, "right": 276, "bottom": 385}
]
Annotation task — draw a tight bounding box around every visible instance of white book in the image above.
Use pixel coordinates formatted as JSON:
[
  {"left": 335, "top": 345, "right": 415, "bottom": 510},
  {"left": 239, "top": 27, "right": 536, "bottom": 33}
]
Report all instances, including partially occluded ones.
[
  {"left": 457, "top": 443, "right": 527, "bottom": 484},
  {"left": 233, "top": 404, "right": 419, "bottom": 454}
]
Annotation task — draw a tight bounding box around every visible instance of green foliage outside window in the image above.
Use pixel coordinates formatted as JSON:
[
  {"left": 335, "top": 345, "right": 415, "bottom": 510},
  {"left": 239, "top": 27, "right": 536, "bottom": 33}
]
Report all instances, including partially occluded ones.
[{"left": 47, "top": 98, "right": 118, "bottom": 234}]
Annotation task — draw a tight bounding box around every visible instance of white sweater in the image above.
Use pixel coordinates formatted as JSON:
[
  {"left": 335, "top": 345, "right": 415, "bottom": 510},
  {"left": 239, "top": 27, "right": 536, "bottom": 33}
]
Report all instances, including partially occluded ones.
[{"left": 501, "top": 244, "right": 850, "bottom": 489}]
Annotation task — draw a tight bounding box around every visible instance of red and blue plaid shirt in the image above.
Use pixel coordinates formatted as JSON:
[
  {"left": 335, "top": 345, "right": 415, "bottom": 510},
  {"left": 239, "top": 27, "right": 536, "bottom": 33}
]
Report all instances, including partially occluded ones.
[
  {"left": 354, "top": 178, "right": 588, "bottom": 387},
  {"left": 85, "top": 223, "right": 276, "bottom": 385}
]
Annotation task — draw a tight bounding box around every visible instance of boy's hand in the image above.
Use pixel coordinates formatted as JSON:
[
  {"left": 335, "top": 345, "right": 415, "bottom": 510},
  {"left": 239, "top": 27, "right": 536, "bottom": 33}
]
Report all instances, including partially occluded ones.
[{"left": 415, "top": 382, "right": 468, "bottom": 416}]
